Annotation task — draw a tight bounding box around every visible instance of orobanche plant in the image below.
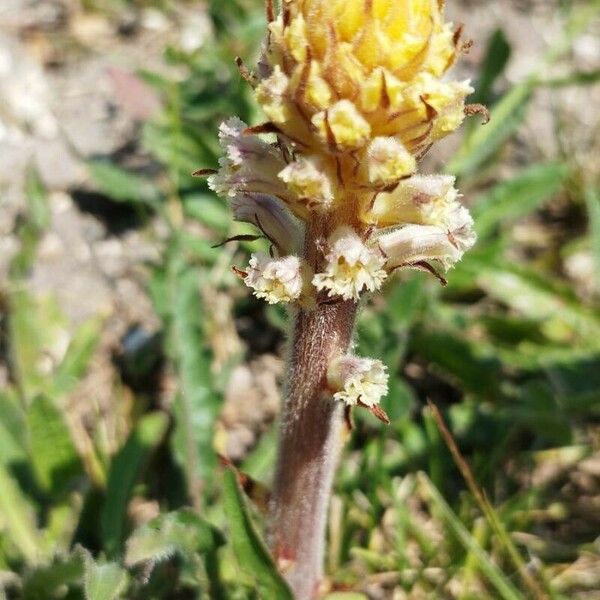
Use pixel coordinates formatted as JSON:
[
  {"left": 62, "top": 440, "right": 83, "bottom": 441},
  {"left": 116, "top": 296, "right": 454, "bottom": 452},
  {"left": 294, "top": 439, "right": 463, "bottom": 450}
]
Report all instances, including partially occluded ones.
[{"left": 202, "top": 0, "right": 479, "bottom": 597}]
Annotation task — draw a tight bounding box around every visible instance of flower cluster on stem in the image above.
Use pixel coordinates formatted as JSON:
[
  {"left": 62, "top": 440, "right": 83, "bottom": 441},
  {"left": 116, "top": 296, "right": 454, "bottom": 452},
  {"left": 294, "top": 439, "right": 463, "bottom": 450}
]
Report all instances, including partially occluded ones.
[
  {"left": 202, "top": 0, "right": 479, "bottom": 596},
  {"left": 205, "top": 0, "right": 477, "bottom": 419}
]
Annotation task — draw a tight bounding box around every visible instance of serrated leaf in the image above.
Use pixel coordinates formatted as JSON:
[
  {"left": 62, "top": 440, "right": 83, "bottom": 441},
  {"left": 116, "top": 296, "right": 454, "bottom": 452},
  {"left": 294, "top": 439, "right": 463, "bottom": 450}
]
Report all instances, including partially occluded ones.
[
  {"left": 125, "top": 509, "right": 223, "bottom": 567},
  {"left": 222, "top": 469, "right": 293, "bottom": 599},
  {"left": 27, "top": 395, "right": 81, "bottom": 495},
  {"left": 83, "top": 551, "right": 128, "bottom": 600},
  {"left": 101, "top": 412, "right": 169, "bottom": 557},
  {"left": 472, "top": 163, "right": 569, "bottom": 239}
]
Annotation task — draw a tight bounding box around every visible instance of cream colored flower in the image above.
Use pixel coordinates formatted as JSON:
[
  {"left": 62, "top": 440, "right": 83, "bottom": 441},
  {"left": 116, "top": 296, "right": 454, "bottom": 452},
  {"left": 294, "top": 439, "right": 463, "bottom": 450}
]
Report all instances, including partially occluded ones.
[
  {"left": 367, "top": 174, "right": 461, "bottom": 228},
  {"left": 313, "top": 226, "right": 387, "bottom": 301},
  {"left": 378, "top": 208, "right": 476, "bottom": 271},
  {"left": 208, "top": 118, "right": 290, "bottom": 201},
  {"left": 327, "top": 355, "right": 389, "bottom": 408},
  {"left": 245, "top": 254, "right": 308, "bottom": 305}
]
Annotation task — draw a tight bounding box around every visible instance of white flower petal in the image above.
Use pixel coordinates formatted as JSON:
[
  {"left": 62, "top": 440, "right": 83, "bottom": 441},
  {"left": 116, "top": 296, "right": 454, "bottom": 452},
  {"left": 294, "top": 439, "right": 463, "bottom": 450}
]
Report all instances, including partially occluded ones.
[
  {"left": 313, "top": 226, "right": 387, "bottom": 301},
  {"left": 327, "top": 355, "right": 389, "bottom": 407}
]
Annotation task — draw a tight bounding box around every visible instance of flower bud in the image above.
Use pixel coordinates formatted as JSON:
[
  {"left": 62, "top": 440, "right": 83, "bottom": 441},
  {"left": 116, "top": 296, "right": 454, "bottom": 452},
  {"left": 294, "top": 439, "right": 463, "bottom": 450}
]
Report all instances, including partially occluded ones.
[
  {"left": 364, "top": 137, "right": 417, "bottom": 186},
  {"left": 313, "top": 226, "right": 387, "bottom": 301},
  {"left": 327, "top": 355, "right": 389, "bottom": 408},
  {"left": 278, "top": 156, "right": 335, "bottom": 211}
]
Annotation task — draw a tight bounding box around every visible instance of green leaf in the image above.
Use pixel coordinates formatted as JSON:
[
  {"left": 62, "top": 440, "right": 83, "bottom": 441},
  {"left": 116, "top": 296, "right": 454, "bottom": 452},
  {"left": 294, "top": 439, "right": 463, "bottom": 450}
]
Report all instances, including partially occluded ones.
[
  {"left": 418, "top": 473, "right": 525, "bottom": 600},
  {"left": 125, "top": 509, "right": 224, "bottom": 567},
  {"left": 585, "top": 187, "right": 600, "bottom": 287},
  {"left": 0, "top": 462, "right": 41, "bottom": 563},
  {"left": 101, "top": 412, "right": 169, "bottom": 556},
  {"left": 222, "top": 469, "right": 293, "bottom": 599},
  {"left": 83, "top": 551, "right": 128, "bottom": 600},
  {"left": 476, "top": 265, "right": 600, "bottom": 343},
  {"left": 471, "top": 29, "right": 511, "bottom": 104},
  {"left": 167, "top": 254, "right": 220, "bottom": 496},
  {"left": 26, "top": 395, "right": 81, "bottom": 495},
  {"left": 87, "top": 161, "right": 161, "bottom": 207},
  {"left": 51, "top": 317, "right": 103, "bottom": 397},
  {"left": 472, "top": 163, "right": 569, "bottom": 239},
  {"left": 448, "top": 81, "right": 534, "bottom": 178},
  {"left": 0, "top": 391, "right": 27, "bottom": 466},
  {"left": 183, "top": 193, "right": 231, "bottom": 234},
  {"left": 21, "top": 551, "right": 84, "bottom": 599}
]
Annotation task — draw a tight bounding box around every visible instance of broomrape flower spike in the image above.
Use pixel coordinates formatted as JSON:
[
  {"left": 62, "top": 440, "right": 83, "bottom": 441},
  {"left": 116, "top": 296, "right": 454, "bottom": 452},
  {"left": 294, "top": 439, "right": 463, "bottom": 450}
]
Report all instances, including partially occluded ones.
[{"left": 201, "top": 0, "right": 481, "bottom": 597}]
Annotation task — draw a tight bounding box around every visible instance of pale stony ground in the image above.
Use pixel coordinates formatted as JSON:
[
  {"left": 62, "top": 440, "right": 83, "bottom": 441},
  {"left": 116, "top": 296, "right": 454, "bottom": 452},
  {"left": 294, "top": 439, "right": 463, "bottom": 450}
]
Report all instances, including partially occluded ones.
[{"left": 0, "top": 0, "right": 598, "bottom": 457}]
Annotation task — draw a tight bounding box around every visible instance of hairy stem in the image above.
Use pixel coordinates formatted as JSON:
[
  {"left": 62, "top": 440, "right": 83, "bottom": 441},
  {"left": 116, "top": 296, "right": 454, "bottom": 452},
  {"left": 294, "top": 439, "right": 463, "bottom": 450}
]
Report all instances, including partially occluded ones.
[{"left": 270, "top": 218, "right": 357, "bottom": 599}]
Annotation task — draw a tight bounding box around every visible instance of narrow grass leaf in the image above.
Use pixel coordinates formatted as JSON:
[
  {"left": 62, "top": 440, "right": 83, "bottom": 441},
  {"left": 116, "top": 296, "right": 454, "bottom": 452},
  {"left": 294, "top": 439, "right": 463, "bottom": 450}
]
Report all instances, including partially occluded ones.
[
  {"left": 222, "top": 469, "right": 293, "bottom": 599},
  {"left": 585, "top": 187, "right": 600, "bottom": 288},
  {"left": 447, "top": 81, "right": 534, "bottom": 178},
  {"left": 418, "top": 473, "right": 524, "bottom": 600},
  {"left": 473, "top": 163, "right": 569, "bottom": 239},
  {"left": 471, "top": 29, "right": 511, "bottom": 104},
  {"left": 87, "top": 161, "right": 161, "bottom": 207},
  {"left": 51, "top": 317, "right": 103, "bottom": 397},
  {"left": 101, "top": 412, "right": 169, "bottom": 556},
  {"left": 0, "top": 462, "right": 41, "bottom": 563}
]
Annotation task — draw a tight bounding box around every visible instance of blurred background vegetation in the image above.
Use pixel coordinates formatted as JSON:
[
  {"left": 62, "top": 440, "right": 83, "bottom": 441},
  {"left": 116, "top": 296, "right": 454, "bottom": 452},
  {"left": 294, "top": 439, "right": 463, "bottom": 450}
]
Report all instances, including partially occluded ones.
[{"left": 0, "top": 0, "right": 599, "bottom": 598}]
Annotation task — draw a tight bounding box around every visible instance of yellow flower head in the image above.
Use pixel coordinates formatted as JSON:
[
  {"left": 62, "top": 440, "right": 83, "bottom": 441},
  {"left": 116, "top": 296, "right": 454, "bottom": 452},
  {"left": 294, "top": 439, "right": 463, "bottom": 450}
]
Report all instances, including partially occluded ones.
[{"left": 258, "top": 0, "right": 472, "bottom": 158}]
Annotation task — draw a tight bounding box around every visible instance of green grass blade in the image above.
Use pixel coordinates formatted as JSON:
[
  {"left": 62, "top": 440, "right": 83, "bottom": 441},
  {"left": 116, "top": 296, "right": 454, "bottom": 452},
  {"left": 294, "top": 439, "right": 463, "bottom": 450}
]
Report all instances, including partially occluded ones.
[
  {"left": 0, "top": 463, "right": 41, "bottom": 563},
  {"left": 87, "top": 161, "right": 161, "bottom": 208},
  {"left": 585, "top": 187, "right": 600, "bottom": 288},
  {"left": 101, "top": 412, "right": 169, "bottom": 557},
  {"left": 418, "top": 473, "right": 525, "bottom": 600},
  {"left": 471, "top": 28, "right": 511, "bottom": 105},
  {"left": 222, "top": 469, "right": 293, "bottom": 600},
  {"left": 472, "top": 163, "right": 569, "bottom": 239},
  {"left": 447, "top": 81, "right": 534, "bottom": 178}
]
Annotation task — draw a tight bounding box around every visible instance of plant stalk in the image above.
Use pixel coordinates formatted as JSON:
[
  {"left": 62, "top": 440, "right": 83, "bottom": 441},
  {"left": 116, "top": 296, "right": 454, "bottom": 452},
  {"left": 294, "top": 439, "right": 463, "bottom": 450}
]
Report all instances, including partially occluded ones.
[{"left": 269, "top": 217, "right": 358, "bottom": 599}]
